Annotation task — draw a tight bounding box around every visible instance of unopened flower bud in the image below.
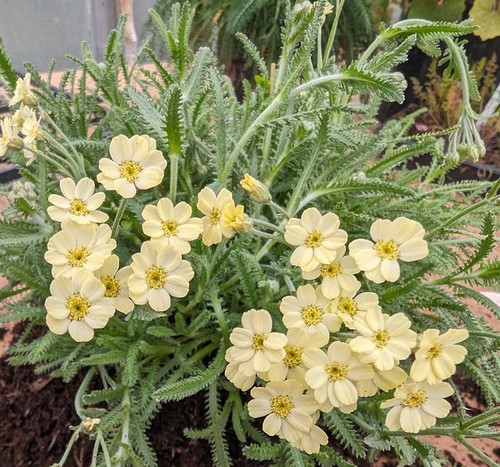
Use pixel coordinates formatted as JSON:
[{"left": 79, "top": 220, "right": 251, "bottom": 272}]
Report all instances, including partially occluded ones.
[
  {"left": 240, "top": 173, "right": 271, "bottom": 203},
  {"left": 457, "top": 143, "right": 469, "bottom": 160},
  {"left": 445, "top": 151, "right": 460, "bottom": 165}
]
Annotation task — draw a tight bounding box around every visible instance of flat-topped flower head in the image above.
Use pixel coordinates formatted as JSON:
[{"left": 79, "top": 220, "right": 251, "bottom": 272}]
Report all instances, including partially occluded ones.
[
  {"left": 349, "top": 217, "right": 428, "bottom": 283},
  {"left": 97, "top": 134, "right": 167, "bottom": 198},
  {"left": 127, "top": 241, "right": 194, "bottom": 312},
  {"left": 45, "top": 221, "right": 116, "bottom": 278},
  {"left": 142, "top": 198, "right": 203, "bottom": 254},
  {"left": 356, "top": 365, "right": 408, "bottom": 397},
  {"left": 410, "top": 328, "right": 469, "bottom": 384},
  {"left": 304, "top": 341, "right": 374, "bottom": 413},
  {"left": 197, "top": 186, "right": 238, "bottom": 246},
  {"left": 349, "top": 308, "right": 417, "bottom": 371},
  {"left": 12, "top": 104, "right": 36, "bottom": 128},
  {"left": 381, "top": 381, "right": 453, "bottom": 433},
  {"left": 9, "top": 73, "right": 38, "bottom": 108},
  {"left": 285, "top": 207, "right": 348, "bottom": 272},
  {"left": 45, "top": 270, "right": 115, "bottom": 342},
  {"left": 94, "top": 254, "right": 134, "bottom": 314},
  {"left": 329, "top": 291, "right": 380, "bottom": 329},
  {"left": 225, "top": 309, "right": 287, "bottom": 377},
  {"left": 48, "top": 177, "right": 108, "bottom": 224},
  {"left": 247, "top": 379, "right": 318, "bottom": 444},
  {"left": 303, "top": 246, "right": 361, "bottom": 299},
  {"left": 280, "top": 284, "right": 341, "bottom": 342},
  {"left": 265, "top": 328, "right": 326, "bottom": 384}
]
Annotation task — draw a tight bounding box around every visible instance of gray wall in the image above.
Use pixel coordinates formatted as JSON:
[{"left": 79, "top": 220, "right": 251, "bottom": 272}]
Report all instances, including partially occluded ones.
[{"left": 0, "top": 0, "right": 157, "bottom": 72}]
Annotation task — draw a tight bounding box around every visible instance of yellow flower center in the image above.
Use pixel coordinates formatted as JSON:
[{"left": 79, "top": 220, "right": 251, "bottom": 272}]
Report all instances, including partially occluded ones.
[
  {"left": 252, "top": 332, "right": 267, "bottom": 351},
  {"left": 326, "top": 362, "right": 348, "bottom": 382},
  {"left": 301, "top": 304, "right": 324, "bottom": 326},
  {"left": 402, "top": 389, "right": 427, "bottom": 408},
  {"left": 374, "top": 240, "right": 399, "bottom": 260},
  {"left": 66, "top": 293, "right": 90, "bottom": 321},
  {"left": 283, "top": 345, "right": 303, "bottom": 368},
  {"left": 270, "top": 395, "right": 294, "bottom": 418},
  {"left": 162, "top": 220, "right": 179, "bottom": 237},
  {"left": 305, "top": 230, "right": 323, "bottom": 248},
  {"left": 101, "top": 276, "right": 120, "bottom": 298},
  {"left": 67, "top": 247, "right": 90, "bottom": 267},
  {"left": 145, "top": 265, "right": 167, "bottom": 289},
  {"left": 209, "top": 208, "right": 221, "bottom": 225},
  {"left": 373, "top": 330, "right": 390, "bottom": 348},
  {"left": 338, "top": 297, "right": 358, "bottom": 316},
  {"left": 119, "top": 161, "right": 143, "bottom": 183},
  {"left": 320, "top": 262, "right": 341, "bottom": 278},
  {"left": 426, "top": 344, "right": 443, "bottom": 360},
  {"left": 68, "top": 199, "right": 89, "bottom": 216}
]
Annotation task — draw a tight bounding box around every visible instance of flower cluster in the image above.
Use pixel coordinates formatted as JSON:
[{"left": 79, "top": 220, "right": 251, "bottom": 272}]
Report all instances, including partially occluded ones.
[
  {"left": 225, "top": 205, "right": 469, "bottom": 452},
  {"left": 1, "top": 74, "right": 41, "bottom": 165},
  {"left": 43, "top": 134, "right": 249, "bottom": 340}
]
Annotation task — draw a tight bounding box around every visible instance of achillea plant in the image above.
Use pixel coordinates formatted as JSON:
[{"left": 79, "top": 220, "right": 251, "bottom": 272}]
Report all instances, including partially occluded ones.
[{"left": 0, "top": 2, "right": 499, "bottom": 466}]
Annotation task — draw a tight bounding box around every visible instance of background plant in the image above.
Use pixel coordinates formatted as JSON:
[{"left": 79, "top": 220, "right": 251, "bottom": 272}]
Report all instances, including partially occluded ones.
[{"left": 0, "top": 1, "right": 499, "bottom": 466}]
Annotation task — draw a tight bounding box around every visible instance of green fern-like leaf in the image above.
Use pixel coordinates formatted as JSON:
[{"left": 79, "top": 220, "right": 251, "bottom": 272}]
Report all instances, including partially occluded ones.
[
  {"left": 0, "top": 220, "right": 49, "bottom": 247},
  {"left": 0, "top": 34, "right": 18, "bottom": 92},
  {"left": 323, "top": 411, "right": 366, "bottom": 459},
  {"left": 152, "top": 344, "right": 225, "bottom": 402}
]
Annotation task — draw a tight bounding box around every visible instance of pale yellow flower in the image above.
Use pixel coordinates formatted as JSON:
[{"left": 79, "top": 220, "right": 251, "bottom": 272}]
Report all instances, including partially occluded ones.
[
  {"left": 381, "top": 381, "right": 453, "bottom": 433},
  {"left": 196, "top": 186, "right": 236, "bottom": 246},
  {"left": 247, "top": 379, "right": 318, "bottom": 444},
  {"left": 9, "top": 73, "right": 38, "bottom": 107},
  {"left": 410, "top": 329, "right": 468, "bottom": 384},
  {"left": 142, "top": 197, "right": 203, "bottom": 254},
  {"left": 45, "top": 270, "right": 115, "bottom": 342},
  {"left": 21, "top": 113, "right": 40, "bottom": 145},
  {"left": 12, "top": 104, "right": 36, "bottom": 128},
  {"left": 224, "top": 361, "right": 257, "bottom": 391},
  {"left": 240, "top": 173, "right": 271, "bottom": 203},
  {"left": 356, "top": 365, "right": 408, "bottom": 397},
  {"left": 289, "top": 420, "right": 328, "bottom": 454},
  {"left": 349, "top": 217, "right": 428, "bottom": 283},
  {"left": 329, "top": 291, "right": 380, "bottom": 329},
  {"left": 22, "top": 138, "right": 37, "bottom": 165},
  {"left": 303, "top": 246, "right": 361, "bottom": 299},
  {"left": 97, "top": 134, "right": 167, "bottom": 198},
  {"left": 221, "top": 201, "right": 250, "bottom": 234},
  {"left": 48, "top": 177, "right": 108, "bottom": 224},
  {"left": 304, "top": 341, "right": 374, "bottom": 413},
  {"left": 127, "top": 241, "right": 194, "bottom": 312},
  {"left": 225, "top": 309, "right": 286, "bottom": 376},
  {"left": 264, "top": 327, "right": 326, "bottom": 384},
  {"left": 280, "top": 284, "right": 341, "bottom": 342},
  {"left": 94, "top": 254, "right": 134, "bottom": 314},
  {"left": 349, "top": 308, "right": 417, "bottom": 371},
  {"left": 285, "top": 207, "right": 348, "bottom": 272},
  {"left": 44, "top": 221, "right": 116, "bottom": 278},
  {"left": 0, "top": 117, "right": 22, "bottom": 157}
]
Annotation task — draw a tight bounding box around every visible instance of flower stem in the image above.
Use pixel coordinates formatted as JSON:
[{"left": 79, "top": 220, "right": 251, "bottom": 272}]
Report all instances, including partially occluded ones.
[
  {"left": 322, "top": 0, "right": 345, "bottom": 67},
  {"left": 209, "top": 286, "right": 229, "bottom": 344},
  {"left": 75, "top": 367, "right": 96, "bottom": 418},
  {"left": 169, "top": 153, "right": 179, "bottom": 203},
  {"left": 111, "top": 198, "right": 128, "bottom": 238},
  {"left": 455, "top": 435, "right": 500, "bottom": 467},
  {"left": 55, "top": 425, "right": 83, "bottom": 466}
]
